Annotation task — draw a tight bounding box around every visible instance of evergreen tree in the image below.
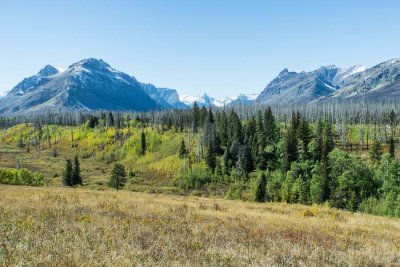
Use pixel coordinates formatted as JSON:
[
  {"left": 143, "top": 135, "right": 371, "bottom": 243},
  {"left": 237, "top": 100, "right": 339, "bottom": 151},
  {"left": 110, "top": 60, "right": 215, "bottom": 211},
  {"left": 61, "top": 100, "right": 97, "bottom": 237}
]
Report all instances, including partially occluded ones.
[
  {"left": 222, "top": 147, "right": 231, "bottom": 174},
  {"left": 315, "top": 119, "right": 324, "bottom": 161},
  {"left": 217, "top": 110, "right": 228, "bottom": 146},
  {"left": 323, "top": 120, "right": 334, "bottom": 155},
  {"left": 178, "top": 139, "right": 188, "bottom": 159},
  {"left": 199, "top": 106, "right": 207, "bottom": 128},
  {"left": 205, "top": 139, "right": 216, "bottom": 172},
  {"left": 310, "top": 165, "right": 324, "bottom": 203},
  {"left": 264, "top": 107, "right": 278, "bottom": 147},
  {"left": 298, "top": 117, "right": 311, "bottom": 160},
  {"left": 369, "top": 139, "right": 382, "bottom": 162},
  {"left": 63, "top": 159, "right": 73, "bottom": 186},
  {"left": 283, "top": 126, "right": 298, "bottom": 172},
  {"left": 109, "top": 163, "right": 127, "bottom": 191},
  {"left": 140, "top": 131, "right": 146, "bottom": 155},
  {"left": 255, "top": 173, "right": 267, "bottom": 202},
  {"left": 192, "top": 102, "right": 200, "bottom": 133},
  {"left": 107, "top": 111, "right": 115, "bottom": 127},
  {"left": 72, "top": 155, "right": 82, "bottom": 185},
  {"left": 389, "top": 136, "right": 395, "bottom": 158}
]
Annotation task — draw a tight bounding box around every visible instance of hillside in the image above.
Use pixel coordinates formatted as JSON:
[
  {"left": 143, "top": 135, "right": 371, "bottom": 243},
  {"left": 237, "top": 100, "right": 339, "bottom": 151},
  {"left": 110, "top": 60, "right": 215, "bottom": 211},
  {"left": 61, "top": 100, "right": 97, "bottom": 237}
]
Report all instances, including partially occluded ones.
[{"left": 1, "top": 185, "right": 399, "bottom": 266}]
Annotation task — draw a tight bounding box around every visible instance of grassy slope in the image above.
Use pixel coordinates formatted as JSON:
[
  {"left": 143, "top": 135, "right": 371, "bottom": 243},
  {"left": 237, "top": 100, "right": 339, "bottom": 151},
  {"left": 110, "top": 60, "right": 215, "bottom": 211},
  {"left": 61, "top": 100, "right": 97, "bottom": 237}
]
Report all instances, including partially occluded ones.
[
  {"left": 0, "top": 185, "right": 399, "bottom": 266},
  {"left": 0, "top": 124, "right": 192, "bottom": 191}
]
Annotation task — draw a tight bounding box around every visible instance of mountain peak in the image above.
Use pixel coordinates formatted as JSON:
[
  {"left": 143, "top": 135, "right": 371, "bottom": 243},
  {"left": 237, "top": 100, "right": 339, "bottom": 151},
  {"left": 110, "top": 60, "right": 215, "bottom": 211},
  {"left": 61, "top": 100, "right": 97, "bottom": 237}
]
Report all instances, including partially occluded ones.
[
  {"left": 68, "top": 58, "right": 111, "bottom": 71},
  {"left": 278, "top": 68, "right": 289, "bottom": 76},
  {"left": 37, "top": 65, "right": 59, "bottom": 77}
]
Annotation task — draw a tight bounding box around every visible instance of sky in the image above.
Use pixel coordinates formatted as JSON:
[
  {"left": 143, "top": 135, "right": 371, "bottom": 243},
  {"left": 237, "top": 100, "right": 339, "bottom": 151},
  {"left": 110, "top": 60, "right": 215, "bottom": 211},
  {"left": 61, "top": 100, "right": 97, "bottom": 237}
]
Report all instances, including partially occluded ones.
[{"left": 1, "top": 0, "right": 400, "bottom": 98}]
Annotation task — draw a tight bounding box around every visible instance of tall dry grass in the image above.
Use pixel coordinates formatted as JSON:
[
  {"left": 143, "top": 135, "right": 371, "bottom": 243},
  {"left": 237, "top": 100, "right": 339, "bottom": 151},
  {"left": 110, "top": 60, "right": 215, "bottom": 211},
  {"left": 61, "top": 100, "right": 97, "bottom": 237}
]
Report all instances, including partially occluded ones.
[{"left": 0, "top": 185, "right": 399, "bottom": 266}]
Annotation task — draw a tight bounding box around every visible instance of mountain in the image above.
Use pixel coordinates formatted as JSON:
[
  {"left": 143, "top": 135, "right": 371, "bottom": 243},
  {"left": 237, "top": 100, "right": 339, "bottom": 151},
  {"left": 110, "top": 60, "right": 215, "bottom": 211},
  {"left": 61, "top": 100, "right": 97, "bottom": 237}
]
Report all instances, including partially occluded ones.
[
  {"left": 180, "top": 93, "right": 257, "bottom": 107},
  {"left": 257, "top": 59, "right": 400, "bottom": 104},
  {"left": 330, "top": 59, "right": 400, "bottom": 100},
  {"left": 0, "top": 59, "right": 165, "bottom": 115},
  {"left": 257, "top": 66, "right": 341, "bottom": 105},
  {"left": 141, "top": 83, "right": 187, "bottom": 109}
]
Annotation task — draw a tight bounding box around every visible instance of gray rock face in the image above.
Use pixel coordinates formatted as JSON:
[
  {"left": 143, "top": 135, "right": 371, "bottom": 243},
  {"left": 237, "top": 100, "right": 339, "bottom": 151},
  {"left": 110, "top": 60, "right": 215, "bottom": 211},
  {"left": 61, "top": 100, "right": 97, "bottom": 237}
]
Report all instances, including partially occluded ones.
[
  {"left": 257, "top": 59, "right": 400, "bottom": 104},
  {"left": 140, "top": 83, "right": 187, "bottom": 109},
  {"left": 0, "top": 59, "right": 164, "bottom": 115},
  {"left": 331, "top": 59, "right": 400, "bottom": 99},
  {"left": 257, "top": 66, "right": 339, "bottom": 104}
]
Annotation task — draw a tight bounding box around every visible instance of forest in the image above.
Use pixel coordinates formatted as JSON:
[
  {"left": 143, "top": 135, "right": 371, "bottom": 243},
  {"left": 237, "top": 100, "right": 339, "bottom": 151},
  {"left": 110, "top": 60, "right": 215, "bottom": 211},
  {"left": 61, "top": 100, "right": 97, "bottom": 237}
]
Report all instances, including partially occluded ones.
[{"left": 1, "top": 101, "right": 400, "bottom": 218}]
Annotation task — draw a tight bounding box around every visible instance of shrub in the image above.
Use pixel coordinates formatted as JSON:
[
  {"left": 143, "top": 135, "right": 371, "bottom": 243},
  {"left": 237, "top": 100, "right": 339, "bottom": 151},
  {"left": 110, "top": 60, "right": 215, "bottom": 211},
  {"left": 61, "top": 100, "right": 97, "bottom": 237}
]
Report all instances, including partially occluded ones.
[
  {"left": 179, "top": 165, "right": 212, "bottom": 189},
  {"left": 0, "top": 168, "right": 44, "bottom": 186}
]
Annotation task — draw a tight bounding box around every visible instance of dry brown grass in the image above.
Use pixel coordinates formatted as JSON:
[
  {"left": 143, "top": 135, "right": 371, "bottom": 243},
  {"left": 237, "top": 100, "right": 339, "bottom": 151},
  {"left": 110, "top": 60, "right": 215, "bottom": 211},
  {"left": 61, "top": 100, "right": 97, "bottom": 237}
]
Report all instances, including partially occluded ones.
[{"left": 0, "top": 185, "right": 399, "bottom": 266}]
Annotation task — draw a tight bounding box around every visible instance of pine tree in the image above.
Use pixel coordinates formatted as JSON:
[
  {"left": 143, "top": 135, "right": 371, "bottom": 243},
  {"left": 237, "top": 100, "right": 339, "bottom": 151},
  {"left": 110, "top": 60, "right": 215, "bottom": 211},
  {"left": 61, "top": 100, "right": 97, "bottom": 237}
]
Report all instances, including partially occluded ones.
[
  {"left": 63, "top": 159, "right": 73, "bottom": 186},
  {"left": 389, "top": 136, "right": 395, "bottom": 158},
  {"left": 107, "top": 111, "right": 114, "bottom": 127},
  {"left": 369, "top": 139, "right": 382, "bottom": 162},
  {"left": 205, "top": 139, "right": 216, "bottom": 172},
  {"left": 140, "top": 131, "right": 146, "bottom": 155},
  {"left": 178, "top": 139, "right": 188, "bottom": 159},
  {"left": 192, "top": 102, "right": 200, "bottom": 133},
  {"left": 254, "top": 173, "right": 267, "bottom": 202},
  {"left": 283, "top": 126, "right": 298, "bottom": 172},
  {"left": 222, "top": 147, "right": 230, "bottom": 174},
  {"left": 109, "top": 163, "right": 127, "bottom": 191},
  {"left": 199, "top": 106, "right": 207, "bottom": 127},
  {"left": 298, "top": 117, "right": 311, "bottom": 160},
  {"left": 217, "top": 110, "right": 228, "bottom": 146},
  {"left": 264, "top": 107, "right": 278, "bottom": 147},
  {"left": 323, "top": 120, "right": 334, "bottom": 155},
  {"left": 315, "top": 119, "right": 324, "bottom": 161},
  {"left": 72, "top": 155, "right": 82, "bottom": 185}
]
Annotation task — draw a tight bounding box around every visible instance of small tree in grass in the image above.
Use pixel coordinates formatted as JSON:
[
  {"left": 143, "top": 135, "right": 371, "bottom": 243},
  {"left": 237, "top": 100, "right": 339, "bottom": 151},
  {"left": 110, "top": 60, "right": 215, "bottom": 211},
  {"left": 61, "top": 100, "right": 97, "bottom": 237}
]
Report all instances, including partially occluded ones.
[
  {"left": 254, "top": 173, "right": 267, "bottom": 202},
  {"left": 63, "top": 159, "right": 73, "bottom": 186},
  {"left": 72, "top": 155, "right": 82, "bottom": 185},
  {"left": 109, "top": 163, "right": 127, "bottom": 191}
]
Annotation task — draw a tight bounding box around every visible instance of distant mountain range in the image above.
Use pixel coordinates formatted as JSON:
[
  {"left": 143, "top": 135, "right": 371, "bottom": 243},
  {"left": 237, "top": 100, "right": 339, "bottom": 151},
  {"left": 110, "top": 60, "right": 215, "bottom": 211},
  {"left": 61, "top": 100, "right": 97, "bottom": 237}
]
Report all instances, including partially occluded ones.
[
  {"left": 0, "top": 58, "right": 399, "bottom": 115},
  {"left": 257, "top": 59, "right": 400, "bottom": 104},
  {"left": 179, "top": 93, "right": 258, "bottom": 107}
]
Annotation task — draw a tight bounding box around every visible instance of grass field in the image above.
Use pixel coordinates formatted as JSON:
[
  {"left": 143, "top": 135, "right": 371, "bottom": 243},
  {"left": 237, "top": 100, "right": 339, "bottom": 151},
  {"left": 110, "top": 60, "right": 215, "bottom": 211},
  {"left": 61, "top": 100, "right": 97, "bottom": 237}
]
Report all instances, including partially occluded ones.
[{"left": 1, "top": 185, "right": 399, "bottom": 266}]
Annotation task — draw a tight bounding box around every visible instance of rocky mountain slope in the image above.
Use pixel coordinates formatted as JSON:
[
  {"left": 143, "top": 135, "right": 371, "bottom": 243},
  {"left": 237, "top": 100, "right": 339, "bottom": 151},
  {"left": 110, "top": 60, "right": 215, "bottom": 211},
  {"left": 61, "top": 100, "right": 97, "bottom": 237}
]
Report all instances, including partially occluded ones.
[
  {"left": 257, "top": 59, "right": 400, "bottom": 104},
  {"left": 0, "top": 59, "right": 186, "bottom": 115}
]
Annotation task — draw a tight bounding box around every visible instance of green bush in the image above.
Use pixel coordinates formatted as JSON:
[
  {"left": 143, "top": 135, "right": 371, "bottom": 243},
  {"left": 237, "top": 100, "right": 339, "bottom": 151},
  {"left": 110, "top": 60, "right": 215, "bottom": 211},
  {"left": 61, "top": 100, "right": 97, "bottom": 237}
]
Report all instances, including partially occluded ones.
[
  {"left": 179, "top": 166, "right": 212, "bottom": 189},
  {"left": 0, "top": 168, "right": 44, "bottom": 186},
  {"left": 225, "top": 182, "right": 244, "bottom": 200}
]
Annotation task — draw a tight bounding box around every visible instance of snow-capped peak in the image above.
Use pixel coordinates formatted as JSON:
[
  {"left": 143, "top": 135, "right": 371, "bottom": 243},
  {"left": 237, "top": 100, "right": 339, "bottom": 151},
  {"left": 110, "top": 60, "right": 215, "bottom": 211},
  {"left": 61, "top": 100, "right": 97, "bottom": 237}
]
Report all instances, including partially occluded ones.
[
  {"left": 37, "top": 65, "right": 60, "bottom": 77},
  {"left": 179, "top": 93, "right": 257, "bottom": 107}
]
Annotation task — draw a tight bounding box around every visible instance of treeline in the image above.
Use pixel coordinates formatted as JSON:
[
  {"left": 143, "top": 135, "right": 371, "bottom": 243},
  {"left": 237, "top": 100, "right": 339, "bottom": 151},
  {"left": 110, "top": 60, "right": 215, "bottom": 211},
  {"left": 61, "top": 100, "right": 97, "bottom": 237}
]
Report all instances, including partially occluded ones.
[{"left": 1, "top": 99, "right": 400, "bottom": 129}]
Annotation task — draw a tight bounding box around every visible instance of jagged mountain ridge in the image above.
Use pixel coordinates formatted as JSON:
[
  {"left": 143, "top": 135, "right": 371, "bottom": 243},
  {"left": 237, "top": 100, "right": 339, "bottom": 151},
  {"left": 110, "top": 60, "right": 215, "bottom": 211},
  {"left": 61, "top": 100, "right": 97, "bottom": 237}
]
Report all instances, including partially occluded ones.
[
  {"left": 179, "top": 93, "right": 257, "bottom": 107},
  {"left": 1, "top": 58, "right": 400, "bottom": 115},
  {"left": 0, "top": 59, "right": 186, "bottom": 115},
  {"left": 257, "top": 59, "right": 400, "bottom": 104}
]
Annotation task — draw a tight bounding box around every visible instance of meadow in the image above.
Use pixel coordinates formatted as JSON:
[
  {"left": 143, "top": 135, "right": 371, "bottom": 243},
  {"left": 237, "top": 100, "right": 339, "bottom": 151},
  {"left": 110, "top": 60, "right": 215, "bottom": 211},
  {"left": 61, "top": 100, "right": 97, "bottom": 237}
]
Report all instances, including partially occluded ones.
[{"left": 1, "top": 185, "right": 399, "bottom": 266}]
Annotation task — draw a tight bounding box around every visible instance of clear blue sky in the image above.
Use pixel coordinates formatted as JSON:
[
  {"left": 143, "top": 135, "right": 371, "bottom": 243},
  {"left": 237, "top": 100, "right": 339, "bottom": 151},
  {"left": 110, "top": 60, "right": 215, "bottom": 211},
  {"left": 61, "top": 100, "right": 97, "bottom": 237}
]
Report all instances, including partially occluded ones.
[{"left": 1, "top": 0, "right": 400, "bottom": 97}]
